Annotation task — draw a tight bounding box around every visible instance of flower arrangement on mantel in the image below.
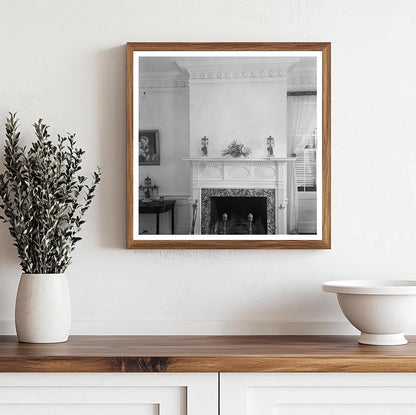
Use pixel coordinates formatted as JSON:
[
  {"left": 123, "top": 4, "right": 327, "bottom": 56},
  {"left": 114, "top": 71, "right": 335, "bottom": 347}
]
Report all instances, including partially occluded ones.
[
  {"left": 0, "top": 113, "right": 101, "bottom": 274},
  {"left": 221, "top": 139, "right": 252, "bottom": 158}
]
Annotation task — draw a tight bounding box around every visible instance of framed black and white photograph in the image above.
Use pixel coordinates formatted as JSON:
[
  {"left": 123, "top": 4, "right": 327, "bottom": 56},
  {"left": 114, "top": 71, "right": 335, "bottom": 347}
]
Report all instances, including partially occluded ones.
[{"left": 127, "top": 42, "right": 331, "bottom": 249}]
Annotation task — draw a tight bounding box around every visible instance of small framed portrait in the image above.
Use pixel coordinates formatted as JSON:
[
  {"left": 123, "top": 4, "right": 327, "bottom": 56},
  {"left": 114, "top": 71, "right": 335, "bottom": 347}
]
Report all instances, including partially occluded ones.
[{"left": 139, "top": 130, "right": 160, "bottom": 165}]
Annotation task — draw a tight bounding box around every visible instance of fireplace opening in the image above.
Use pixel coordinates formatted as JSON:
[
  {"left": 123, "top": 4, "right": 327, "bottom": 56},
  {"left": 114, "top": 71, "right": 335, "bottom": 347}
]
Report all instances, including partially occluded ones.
[
  {"left": 201, "top": 188, "right": 276, "bottom": 235},
  {"left": 209, "top": 196, "right": 267, "bottom": 234}
]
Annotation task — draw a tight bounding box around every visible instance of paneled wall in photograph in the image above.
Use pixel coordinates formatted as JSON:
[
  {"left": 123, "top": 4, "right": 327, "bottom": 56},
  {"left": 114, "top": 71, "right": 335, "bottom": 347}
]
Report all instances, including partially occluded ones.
[{"left": 138, "top": 62, "right": 191, "bottom": 234}]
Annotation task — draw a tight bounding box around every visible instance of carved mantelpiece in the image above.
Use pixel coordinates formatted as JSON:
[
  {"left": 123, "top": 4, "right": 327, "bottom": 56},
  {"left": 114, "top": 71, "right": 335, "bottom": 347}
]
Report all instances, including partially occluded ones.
[{"left": 183, "top": 157, "right": 295, "bottom": 235}]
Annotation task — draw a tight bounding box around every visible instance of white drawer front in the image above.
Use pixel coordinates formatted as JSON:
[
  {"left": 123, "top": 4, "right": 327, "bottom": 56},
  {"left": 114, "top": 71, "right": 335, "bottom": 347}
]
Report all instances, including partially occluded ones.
[
  {"left": 221, "top": 373, "right": 416, "bottom": 415},
  {"left": 0, "top": 404, "right": 158, "bottom": 415},
  {"left": 0, "top": 373, "right": 218, "bottom": 415}
]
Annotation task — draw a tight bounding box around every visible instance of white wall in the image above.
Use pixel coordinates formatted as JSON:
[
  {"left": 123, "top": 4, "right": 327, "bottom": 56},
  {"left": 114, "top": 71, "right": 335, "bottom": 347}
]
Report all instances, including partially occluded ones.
[
  {"left": 1, "top": 0, "right": 416, "bottom": 335},
  {"left": 138, "top": 84, "right": 190, "bottom": 234},
  {"left": 138, "top": 90, "right": 190, "bottom": 197},
  {"left": 189, "top": 80, "right": 287, "bottom": 157}
]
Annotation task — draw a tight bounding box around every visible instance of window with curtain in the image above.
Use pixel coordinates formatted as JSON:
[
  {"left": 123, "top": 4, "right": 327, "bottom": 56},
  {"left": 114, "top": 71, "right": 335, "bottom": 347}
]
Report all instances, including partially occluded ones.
[
  {"left": 287, "top": 93, "right": 317, "bottom": 234},
  {"left": 295, "top": 128, "right": 317, "bottom": 192}
]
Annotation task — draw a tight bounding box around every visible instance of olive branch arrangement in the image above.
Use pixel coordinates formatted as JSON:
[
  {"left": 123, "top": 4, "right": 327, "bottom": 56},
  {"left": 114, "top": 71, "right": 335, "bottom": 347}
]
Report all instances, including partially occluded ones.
[{"left": 0, "top": 113, "right": 101, "bottom": 274}]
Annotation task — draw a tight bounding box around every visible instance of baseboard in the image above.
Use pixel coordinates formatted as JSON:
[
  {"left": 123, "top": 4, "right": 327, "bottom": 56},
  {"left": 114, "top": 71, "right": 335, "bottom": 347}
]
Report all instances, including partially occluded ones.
[{"left": 0, "top": 320, "right": 359, "bottom": 335}]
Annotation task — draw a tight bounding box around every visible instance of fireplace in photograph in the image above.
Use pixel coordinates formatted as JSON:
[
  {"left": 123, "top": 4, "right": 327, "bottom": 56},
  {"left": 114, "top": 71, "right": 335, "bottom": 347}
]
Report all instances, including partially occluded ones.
[
  {"left": 209, "top": 196, "right": 267, "bottom": 234},
  {"left": 201, "top": 188, "right": 276, "bottom": 235},
  {"left": 184, "top": 158, "right": 294, "bottom": 235}
]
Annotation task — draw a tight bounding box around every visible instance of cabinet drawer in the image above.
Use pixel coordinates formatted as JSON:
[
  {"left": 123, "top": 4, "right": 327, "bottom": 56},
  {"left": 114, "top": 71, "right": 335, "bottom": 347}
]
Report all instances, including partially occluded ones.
[
  {"left": 221, "top": 373, "right": 416, "bottom": 415},
  {"left": 0, "top": 373, "right": 218, "bottom": 415}
]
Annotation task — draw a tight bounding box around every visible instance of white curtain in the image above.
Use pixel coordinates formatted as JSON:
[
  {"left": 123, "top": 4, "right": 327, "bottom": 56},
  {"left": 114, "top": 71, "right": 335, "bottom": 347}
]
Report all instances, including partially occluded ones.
[{"left": 287, "top": 95, "right": 317, "bottom": 234}]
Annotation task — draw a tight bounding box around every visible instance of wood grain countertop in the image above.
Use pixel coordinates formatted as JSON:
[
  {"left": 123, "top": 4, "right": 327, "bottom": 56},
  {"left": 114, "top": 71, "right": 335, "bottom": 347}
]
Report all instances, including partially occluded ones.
[{"left": 0, "top": 335, "right": 416, "bottom": 372}]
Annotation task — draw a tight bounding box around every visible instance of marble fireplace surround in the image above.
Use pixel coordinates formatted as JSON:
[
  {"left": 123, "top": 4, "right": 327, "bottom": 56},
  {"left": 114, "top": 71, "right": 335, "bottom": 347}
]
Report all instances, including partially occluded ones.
[
  {"left": 201, "top": 188, "right": 276, "bottom": 234},
  {"left": 183, "top": 157, "right": 295, "bottom": 235}
]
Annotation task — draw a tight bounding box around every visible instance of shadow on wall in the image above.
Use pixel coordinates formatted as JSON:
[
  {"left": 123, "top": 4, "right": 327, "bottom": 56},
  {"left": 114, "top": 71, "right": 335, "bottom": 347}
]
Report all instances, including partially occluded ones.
[
  {"left": 95, "top": 45, "right": 126, "bottom": 249},
  {"left": 0, "top": 230, "right": 21, "bottom": 322}
]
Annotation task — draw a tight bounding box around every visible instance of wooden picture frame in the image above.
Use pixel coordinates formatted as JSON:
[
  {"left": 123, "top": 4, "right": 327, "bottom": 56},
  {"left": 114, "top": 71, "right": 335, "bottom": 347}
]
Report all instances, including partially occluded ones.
[{"left": 127, "top": 42, "right": 331, "bottom": 249}]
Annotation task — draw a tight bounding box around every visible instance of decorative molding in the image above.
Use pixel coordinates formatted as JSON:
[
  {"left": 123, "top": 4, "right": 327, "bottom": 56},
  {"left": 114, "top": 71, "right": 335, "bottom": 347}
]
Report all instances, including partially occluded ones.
[
  {"left": 200, "top": 164, "right": 223, "bottom": 180},
  {"left": 253, "top": 164, "right": 277, "bottom": 180},
  {"left": 278, "top": 164, "right": 287, "bottom": 181},
  {"left": 139, "top": 58, "right": 317, "bottom": 89},
  {"left": 139, "top": 70, "right": 316, "bottom": 90},
  {"left": 225, "top": 165, "right": 250, "bottom": 180},
  {"left": 186, "top": 69, "right": 288, "bottom": 83},
  {"left": 288, "top": 70, "right": 317, "bottom": 91},
  {"left": 139, "top": 71, "right": 189, "bottom": 92},
  {"left": 187, "top": 158, "right": 293, "bottom": 185},
  {"left": 176, "top": 57, "right": 299, "bottom": 83}
]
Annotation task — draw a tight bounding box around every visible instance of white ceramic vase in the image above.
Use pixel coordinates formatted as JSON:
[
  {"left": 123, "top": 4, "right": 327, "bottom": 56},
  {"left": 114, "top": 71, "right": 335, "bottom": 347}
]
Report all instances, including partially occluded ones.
[{"left": 15, "top": 273, "right": 71, "bottom": 343}]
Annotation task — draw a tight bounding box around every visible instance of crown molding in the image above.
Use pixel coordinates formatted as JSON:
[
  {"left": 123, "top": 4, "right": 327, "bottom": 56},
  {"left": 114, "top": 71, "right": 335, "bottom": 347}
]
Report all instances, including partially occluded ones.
[
  {"left": 176, "top": 57, "right": 299, "bottom": 83},
  {"left": 139, "top": 71, "right": 189, "bottom": 92},
  {"left": 139, "top": 59, "right": 316, "bottom": 90},
  {"left": 139, "top": 63, "right": 316, "bottom": 91},
  {"left": 287, "top": 57, "right": 317, "bottom": 91},
  {"left": 185, "top": 69, "right": 288, "bottom": 83},
  {"left": 287, "top": 70, "right": 317, "bottom": 91}
]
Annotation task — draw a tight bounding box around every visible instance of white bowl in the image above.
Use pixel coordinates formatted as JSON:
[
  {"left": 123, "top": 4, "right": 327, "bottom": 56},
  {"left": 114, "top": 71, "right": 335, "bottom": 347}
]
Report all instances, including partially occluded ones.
[{"left": 323, "top": 280, "right": 416, "bottom": 345}]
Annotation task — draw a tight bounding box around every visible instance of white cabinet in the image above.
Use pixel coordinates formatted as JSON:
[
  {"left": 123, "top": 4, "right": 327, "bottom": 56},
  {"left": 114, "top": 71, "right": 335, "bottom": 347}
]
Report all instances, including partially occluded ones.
[
  {"left": 5, "top": 372, "right": 416, "bottom": 414},
  {"left": 221, "top": 373, "right": 416, "bottom": 415},
  {"left": 0, "top": 373, "right": 218, "bottom": 415}
]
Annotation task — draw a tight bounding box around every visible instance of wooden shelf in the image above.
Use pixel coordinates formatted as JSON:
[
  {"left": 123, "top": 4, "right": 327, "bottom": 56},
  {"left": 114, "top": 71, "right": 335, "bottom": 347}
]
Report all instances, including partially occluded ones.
[{"left": 1, "top": 335, "right": 416, "bottom": 373}]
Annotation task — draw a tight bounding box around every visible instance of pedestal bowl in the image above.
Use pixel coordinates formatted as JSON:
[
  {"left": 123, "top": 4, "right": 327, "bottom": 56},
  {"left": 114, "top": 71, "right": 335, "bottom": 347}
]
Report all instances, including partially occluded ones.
[{"left": 323, "top": 280, "right": 416, "bottom": 345}]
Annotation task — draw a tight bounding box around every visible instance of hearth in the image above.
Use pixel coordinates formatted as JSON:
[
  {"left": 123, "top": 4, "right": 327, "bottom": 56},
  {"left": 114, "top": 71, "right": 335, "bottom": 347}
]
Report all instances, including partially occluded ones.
[{"left": 208, "top": 196, "right": 267, "bottom": 234}]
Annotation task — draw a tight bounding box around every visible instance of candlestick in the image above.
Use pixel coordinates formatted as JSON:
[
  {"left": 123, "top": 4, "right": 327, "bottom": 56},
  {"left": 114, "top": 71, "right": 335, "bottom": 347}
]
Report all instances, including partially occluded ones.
[
  {"left": 267, "top": 136, "right": 275, "bottom": 157},
  {"left": 201, "top": 136, "right": 209, "bottom": 156}
]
